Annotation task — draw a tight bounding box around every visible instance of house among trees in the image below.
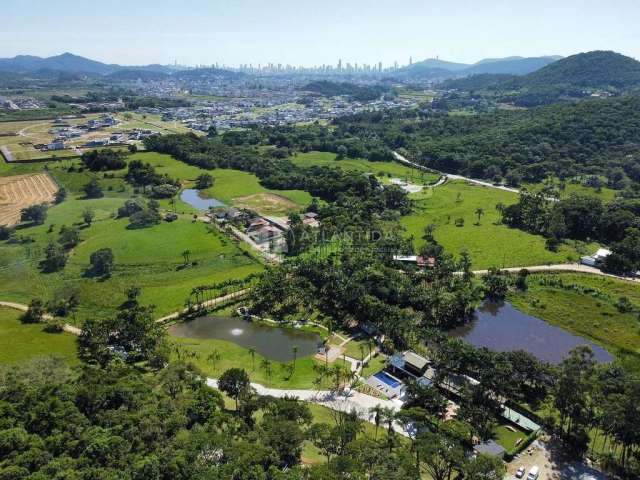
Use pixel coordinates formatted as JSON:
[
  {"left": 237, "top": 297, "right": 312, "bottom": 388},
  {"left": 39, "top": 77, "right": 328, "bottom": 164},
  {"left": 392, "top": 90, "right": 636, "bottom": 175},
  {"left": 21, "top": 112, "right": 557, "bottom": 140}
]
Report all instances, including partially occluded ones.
[
  {"left": 580, "top": 248, "right": 611, "bottom": 267},
  {"left": 392, "top": 255, "right": 436, "bottom": 269},
  {"left": 302, "top": 212, "right": 320, "bottom": 228}
]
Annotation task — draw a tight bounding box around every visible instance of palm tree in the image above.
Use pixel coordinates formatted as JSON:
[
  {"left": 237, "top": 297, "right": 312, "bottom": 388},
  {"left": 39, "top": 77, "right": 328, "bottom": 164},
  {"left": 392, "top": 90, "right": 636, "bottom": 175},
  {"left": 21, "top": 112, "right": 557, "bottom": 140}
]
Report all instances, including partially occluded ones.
[
  {"left": 370, "top": 405, "right": 384, "bottom": 440},
  {"left": 182, "top": 249, "right": 191, "bottom": 265},
  {"left": 359, "top": 343, "right": 366, "bottom": 365},
  {"left": 381, "top": 407, "right": 397, "bottom": 436},
  {"left": 292, "top": 345, "right": 299, "bottom": 371},
  {"left": 260, "top": 358, "right": 272, "bottom": 378},
  {"left": 207, "top": 349, "right": 221, "bottom": 372},
  {"left": 324, "top": 342, "right": 330, "bottom": 368},
  {"left": 495, "top": 202, "right": 505, "bottom": 224},
  {"left": 248, "top": 347, "right": 256, "bottom": 371},
  {"left": 475, "top": 207, "right": 485, "bottom": 225}
]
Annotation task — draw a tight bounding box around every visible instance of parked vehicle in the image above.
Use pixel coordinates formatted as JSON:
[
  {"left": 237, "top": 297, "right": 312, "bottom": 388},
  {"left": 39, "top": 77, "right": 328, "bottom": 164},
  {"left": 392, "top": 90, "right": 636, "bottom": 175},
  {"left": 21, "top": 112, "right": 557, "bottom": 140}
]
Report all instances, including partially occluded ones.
[
  {"left": 527, "top": 466, "right": 540, "bottom": 480},
  {"left": 516, "top": 466, "right": 526, "bottom": 478}
]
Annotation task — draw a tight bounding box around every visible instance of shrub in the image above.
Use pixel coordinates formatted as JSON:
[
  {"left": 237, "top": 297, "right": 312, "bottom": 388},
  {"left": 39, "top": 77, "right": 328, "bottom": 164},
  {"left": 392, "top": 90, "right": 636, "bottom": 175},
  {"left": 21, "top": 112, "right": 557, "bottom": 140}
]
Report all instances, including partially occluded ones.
[
  {"left": 20, "top": 204, "right": 48, "bottom": 225},
  {"left": 81, "top": 149, "right": 127, "bottom": 171},
  {"left": 89, "top": 248, "right": 114, "bottom": 277},
  {"left": 82, "top": 179, "right": 104, "bottom": 199},
  {"left": 22, "top": 299, "right": 45, "bottom": 324},
  {"left": 0, "top": 225, "right": 14, "bottom": 240}
]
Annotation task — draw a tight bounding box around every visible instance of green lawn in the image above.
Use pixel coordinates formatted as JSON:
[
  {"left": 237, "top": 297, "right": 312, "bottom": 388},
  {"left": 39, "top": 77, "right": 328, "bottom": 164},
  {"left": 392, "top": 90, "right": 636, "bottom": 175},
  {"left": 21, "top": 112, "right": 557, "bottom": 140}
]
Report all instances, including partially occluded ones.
[
  {"left": 342, "top": 337, "right": 374, "bottom": 360},
  {"left": 508, "top": 273, "right": 640, "bottom": 368},
  {"left": 493, "top": 423, "right": 527, "bottom": 451},
  {"left": 523, "top": 178, "right": 617, "bottom": 202},
  {"left": 0, "top": 307, "right": 78, "bottom": 365},
  {"left": 401, "top": 181, "right": 599, "bottom": 269},
  {"left": 361, "top": 354, "right": 387, "bottom": 378},
  {"left": 170, "top": 334, "right": 328, "bottom": 389},
  {"left": 291, "top": 151, "right": 440, "bottom": 184},
  {"left": 0, "top": 163, "right": 263, "bottom": 323}
]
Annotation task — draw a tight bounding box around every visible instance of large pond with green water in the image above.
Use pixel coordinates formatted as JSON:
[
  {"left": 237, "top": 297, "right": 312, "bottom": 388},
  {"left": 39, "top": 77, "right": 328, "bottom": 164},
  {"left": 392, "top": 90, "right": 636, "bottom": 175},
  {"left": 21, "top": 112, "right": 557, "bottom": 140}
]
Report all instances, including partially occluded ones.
[{"left": 169, "top": 316, "right": 322, "bottom": 362}]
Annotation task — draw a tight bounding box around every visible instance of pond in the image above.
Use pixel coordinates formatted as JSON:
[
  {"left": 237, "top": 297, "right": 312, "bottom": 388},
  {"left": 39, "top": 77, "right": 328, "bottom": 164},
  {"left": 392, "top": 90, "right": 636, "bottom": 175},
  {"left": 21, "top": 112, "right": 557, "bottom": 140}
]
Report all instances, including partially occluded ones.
[
  {"left": 448, "top": 301, "right": 614, "bottom": 364},
  {"left": 169, "top": 316, "right": 322, "bottom": 363},
  {"left": 180, "top": 189, "right": 225, "bottom": 210}
]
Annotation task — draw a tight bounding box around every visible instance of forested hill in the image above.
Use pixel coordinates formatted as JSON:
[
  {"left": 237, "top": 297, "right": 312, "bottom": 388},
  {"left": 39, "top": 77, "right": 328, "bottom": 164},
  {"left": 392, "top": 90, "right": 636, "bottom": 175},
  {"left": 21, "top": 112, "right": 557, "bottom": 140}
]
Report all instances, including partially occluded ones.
[
  {"left": 440, "top": 73, "right": 518, "bottom": 91},
  {"left": 398, "top": 96, "right": 640, "bottom": 184},
  {"left": 300, "top": 80, "right": 388, "bottom": 101},
  {"left": 276, "top": 96, "right": 640, "bottom": 187},
  {"left": 439, "top": 51, "right": 640, "bottom": 106},
  {"left": 516, "top": 50, "right": 640, "bottom": 89}
]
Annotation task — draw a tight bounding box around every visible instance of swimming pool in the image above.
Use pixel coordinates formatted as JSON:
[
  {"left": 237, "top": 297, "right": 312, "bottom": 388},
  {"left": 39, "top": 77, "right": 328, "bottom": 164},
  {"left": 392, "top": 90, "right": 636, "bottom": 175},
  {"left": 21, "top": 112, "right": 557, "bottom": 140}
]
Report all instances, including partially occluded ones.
[{"left": 373, "top": 371, "right": 402, "bottom": 388}]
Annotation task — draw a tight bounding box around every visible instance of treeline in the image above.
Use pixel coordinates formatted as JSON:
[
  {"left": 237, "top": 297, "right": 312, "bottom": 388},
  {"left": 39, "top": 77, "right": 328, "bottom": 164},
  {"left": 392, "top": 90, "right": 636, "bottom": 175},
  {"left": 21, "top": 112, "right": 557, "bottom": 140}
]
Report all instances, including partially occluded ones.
[
  {"left": 302, "top": 80, "right": 390, "bottom": 101},
  {"left": 322, "top": 96, "right": 640, "bottom": 188},
  {"left": 503, "top": 191, "right": 640, "bottom": 274},
  {"left": 251, "top": 244, "right": 481, "bottom": 348},
  {"left": 123, "top": 96, "right": 191, "bottom": 110},
  {"left": 143, "top": 133, "right": 411, "bottom": 226}
]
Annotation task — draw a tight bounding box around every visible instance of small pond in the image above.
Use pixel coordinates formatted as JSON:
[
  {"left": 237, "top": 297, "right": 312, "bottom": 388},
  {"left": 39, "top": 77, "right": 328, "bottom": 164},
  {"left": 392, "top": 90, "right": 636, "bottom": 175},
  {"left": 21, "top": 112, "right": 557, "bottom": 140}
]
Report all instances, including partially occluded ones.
[
  {"left": 169, "top": 316, "right": 322, "bottom": 363},
  {"left": 449, "top": 301, "right": 614, "bottom": 364},
  {"left": 180, "top": 189, "right": 225, "bottom": 210}
]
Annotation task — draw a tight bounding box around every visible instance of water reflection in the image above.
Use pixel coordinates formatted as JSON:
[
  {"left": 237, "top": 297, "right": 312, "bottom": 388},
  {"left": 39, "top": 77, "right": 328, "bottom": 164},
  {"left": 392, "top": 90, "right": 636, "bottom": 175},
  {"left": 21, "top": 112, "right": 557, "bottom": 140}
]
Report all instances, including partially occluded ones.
[
  {"left": 169, "top": 316, "right": 321, "bottom": 363},
  {"left": 180, "top": 189, "right": 225, "bottom": 210},
  {"left": 449, "top": 301, "right": 614, "bottom": 364}
]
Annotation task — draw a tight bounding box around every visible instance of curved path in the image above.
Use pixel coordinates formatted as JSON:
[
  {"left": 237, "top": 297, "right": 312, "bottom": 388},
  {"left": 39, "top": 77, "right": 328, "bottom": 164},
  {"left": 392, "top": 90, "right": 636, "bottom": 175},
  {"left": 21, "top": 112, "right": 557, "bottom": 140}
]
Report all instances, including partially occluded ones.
[
  {"left": 0, "top": 301, "right": 82, "bottom": 335},
  {"left": 206, "top": 377, "right": 408, "bottom": 436},
  {"left": 393, "top": 151, "right": 520, "bottom": 194},
  {"left": 471, "top": 262, "right": 640, "bottom": 283},
  {"left": 155, "top": 288, "right": 251, "bottom": 324}
]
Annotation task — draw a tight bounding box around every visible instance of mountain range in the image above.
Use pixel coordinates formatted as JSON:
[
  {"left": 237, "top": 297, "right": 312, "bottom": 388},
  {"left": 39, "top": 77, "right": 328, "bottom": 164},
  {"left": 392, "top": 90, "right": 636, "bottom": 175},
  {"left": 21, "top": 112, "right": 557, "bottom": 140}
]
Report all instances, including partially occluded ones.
[
  {"left": 394, "top": 55, "right": 563, "bottom": 80},
  {"left": 0, "top": 52, "right": 176, "bottom": 76},
  {"left": 0, "top": 52, "right": 564, "bottom": 79},
  {"left": 440, "top": 51, "right": 640, "bottom": 106}
]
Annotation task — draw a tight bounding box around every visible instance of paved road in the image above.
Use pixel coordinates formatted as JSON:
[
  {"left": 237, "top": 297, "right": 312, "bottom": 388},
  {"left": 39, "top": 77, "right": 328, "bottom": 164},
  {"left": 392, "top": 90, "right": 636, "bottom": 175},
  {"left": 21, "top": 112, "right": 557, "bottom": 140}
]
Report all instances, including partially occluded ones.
[
  {"left": 206, "top": 377, "right": 408, "bottom": 436},
  {"left": 393, "top": 151, "right": 520, "bottom": 194},
  {"left": 471, "top": 262, "right": 640, "bottom": 283},
  {"left": 156, "top": 288, "right": 251, "bottom": 323},
  {"left": 227, "top": 225, "right": 282, "bottom": 263}
]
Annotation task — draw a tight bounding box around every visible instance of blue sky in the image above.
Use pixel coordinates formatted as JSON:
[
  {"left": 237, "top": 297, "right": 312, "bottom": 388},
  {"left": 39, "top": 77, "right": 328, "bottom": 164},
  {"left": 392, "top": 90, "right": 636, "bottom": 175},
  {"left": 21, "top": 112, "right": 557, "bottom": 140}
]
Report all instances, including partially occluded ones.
[{"left": 2, "top": 0, "right": 639, "bottom": 67}]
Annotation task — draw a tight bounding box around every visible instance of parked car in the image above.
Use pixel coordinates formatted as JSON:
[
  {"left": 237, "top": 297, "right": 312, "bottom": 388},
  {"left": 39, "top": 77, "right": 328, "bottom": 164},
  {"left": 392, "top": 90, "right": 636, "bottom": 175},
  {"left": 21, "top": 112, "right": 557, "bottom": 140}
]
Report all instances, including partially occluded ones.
[
  {"left": 515, "top": 466, "right": 526, "bottom": 478},
  {"left": 527, "top": 466, "right": 540, "bottom": 480}
]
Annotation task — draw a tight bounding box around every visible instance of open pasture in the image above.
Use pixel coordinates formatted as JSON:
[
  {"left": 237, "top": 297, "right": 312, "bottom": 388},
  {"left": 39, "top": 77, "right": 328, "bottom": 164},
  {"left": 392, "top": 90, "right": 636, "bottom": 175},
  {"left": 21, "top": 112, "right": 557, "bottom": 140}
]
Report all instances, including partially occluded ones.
[
  {"left": 291, "top": 151, "right": 440, "bottom": 184},
  {"left": 0, "top": 306, "right": 78, "bottom": 365},
  {"left": 401, "top": 180, "right": 598, "bottom": 269}
]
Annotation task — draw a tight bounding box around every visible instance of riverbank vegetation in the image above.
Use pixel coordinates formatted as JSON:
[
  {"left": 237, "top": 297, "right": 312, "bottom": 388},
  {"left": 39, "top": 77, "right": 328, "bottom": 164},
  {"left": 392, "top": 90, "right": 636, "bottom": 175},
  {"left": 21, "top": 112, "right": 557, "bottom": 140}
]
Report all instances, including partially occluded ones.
[{"left": 509, "top": 273, "right": 640, "bottom": 369}]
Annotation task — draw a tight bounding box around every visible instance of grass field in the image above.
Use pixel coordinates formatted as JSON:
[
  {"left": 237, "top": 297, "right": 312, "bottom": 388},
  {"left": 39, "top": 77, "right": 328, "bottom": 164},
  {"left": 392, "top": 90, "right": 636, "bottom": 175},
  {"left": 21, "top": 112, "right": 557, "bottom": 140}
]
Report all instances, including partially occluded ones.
[
  {"left": 401, "top": 181, "right": 599, "bottom": 270},
  {"left": 509, "top": 273, "right": 640, "bottom": 368},
  {"left": 121, "top": 152, "right": 312, "bottom": 215},
  {"left": 523, "top": 178, "right": 617, "bottom": 202},
  {"left": 0, "top": 306, "right": 78, "bottom": 365},
  {"left": 171, "top": 334, "right": 330, "bottom": 389},
  {"left": 0, "top": 153, "right": 265, "bottom": 323},
  {"left": 493, "top": 423, "right": 527, "bottom": 451},
  {"left": 291, "top": 151, "right": 440, "bottom": 184},
  {"left": 0, "top": 202, "right": 262, "bottom": 322}
]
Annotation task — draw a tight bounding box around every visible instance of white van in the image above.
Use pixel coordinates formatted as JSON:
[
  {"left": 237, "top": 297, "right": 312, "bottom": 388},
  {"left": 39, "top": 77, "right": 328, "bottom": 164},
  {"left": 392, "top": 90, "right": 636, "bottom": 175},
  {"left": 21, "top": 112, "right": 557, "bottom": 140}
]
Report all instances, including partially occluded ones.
[{"left": 527, "top": 466, "right": 540, "bottom": 480}]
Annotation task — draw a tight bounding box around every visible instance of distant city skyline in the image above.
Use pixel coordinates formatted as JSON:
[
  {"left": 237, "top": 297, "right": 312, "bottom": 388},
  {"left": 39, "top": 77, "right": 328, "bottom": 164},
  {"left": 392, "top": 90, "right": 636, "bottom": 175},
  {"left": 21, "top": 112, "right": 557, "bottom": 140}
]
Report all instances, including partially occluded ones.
[{"left": 2, "top": 0, "right": 639, "bottom": 67}]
